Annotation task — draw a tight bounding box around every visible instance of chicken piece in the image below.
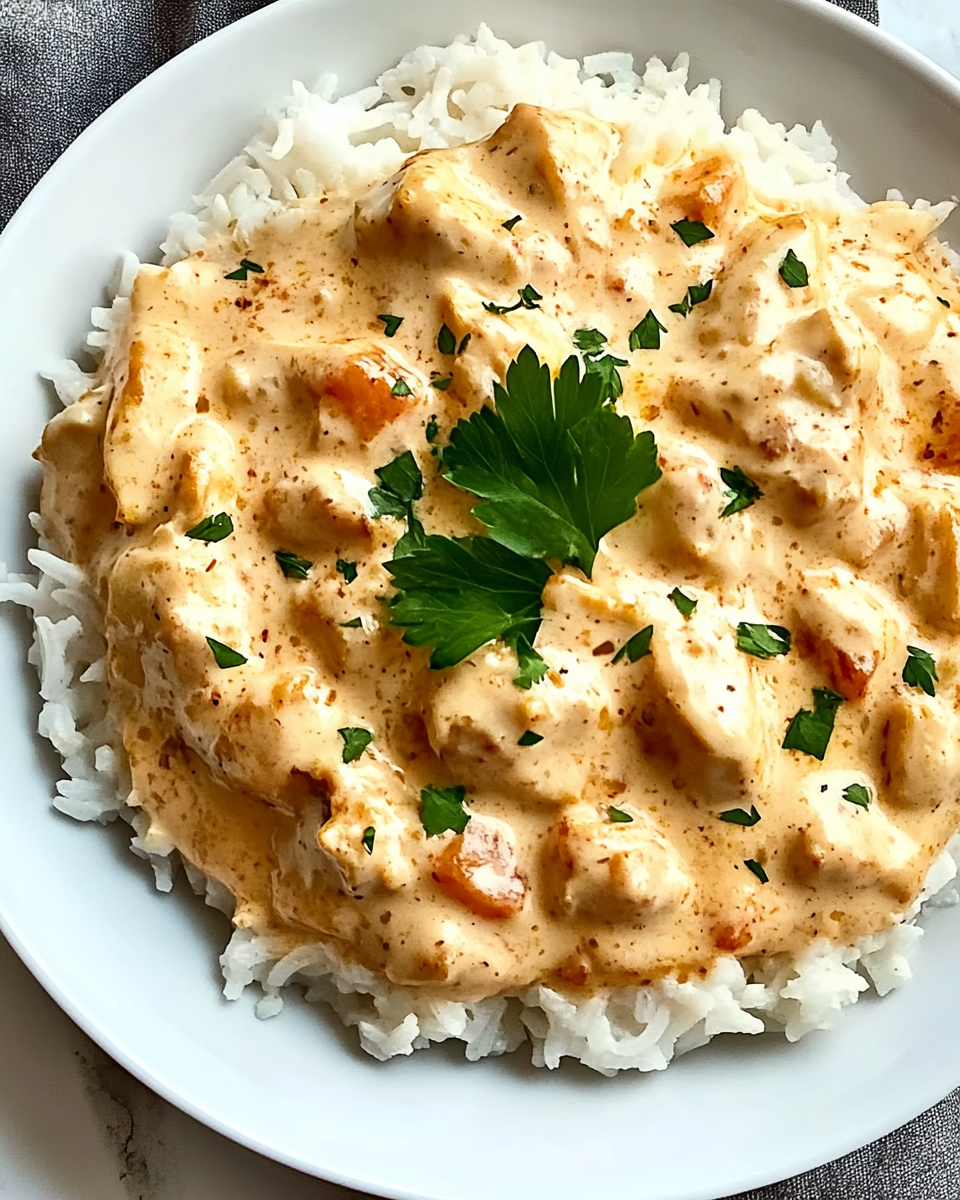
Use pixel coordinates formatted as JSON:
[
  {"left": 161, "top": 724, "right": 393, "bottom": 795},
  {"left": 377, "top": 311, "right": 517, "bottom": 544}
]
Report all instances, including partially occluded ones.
[
  {"left": 884, "top": 692, "right": 960, "bottom": 812},
  {"left": 794, "top": 568, "right": 895, "bottom": 700},
  {"left": 657, "top": 151, "right": 747, "bottom": 233},
  {"left": 261, "top": 464, "right": 371, "bottom": 548},
  {"left": 433, "top": 817, "right": 525, "bottom": 919},
  {"left": 553, "top": 803, "right": 692, "bottom": 921},
  {"left": 103, "top": 329, "right": 202, "bottom": 524},
  {"left": 901, "top": 492, "right": 960, "bottom": 631},
  {"left": 791, "top": 770, "right": 918, "bottom": 901}
]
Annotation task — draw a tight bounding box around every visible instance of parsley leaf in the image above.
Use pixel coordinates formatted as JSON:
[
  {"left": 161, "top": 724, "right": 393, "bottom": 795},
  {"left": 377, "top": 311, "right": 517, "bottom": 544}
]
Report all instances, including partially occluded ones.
[
  {"left": 744, "top": 858, "right": 769, "bottom": 883},
  {"left": 607, "top": 805, "right": 633, "bottom": 823},
  {"left": 339, "top": 617, "right": 363, "bottom": 629},
  {"left": 391, "top": 378, "right": 412, "bottom": 397},
  {"left": 458, "top": 333, "right": 472, "bottom": 355},
  {"left": 275, "top": 551, "right": 312, "bottom": 580},
  {"left": 420, "top": 784, "right": 470, "bottom": 837},
  {"left": 502, "top": 214, "right": 523, "bottom": 231},
  {"left": 720, "top": 805, "right": 761, "bottom": 827},
  {"left": 512, "top": 634, "right": 548, "bottom": 689},
  {"left": 669, "top": 297, "right": 691, "bottom": 318},
  {"left": 361, "top": 826, "right": 376, "bottom": 854},
  {"left": 430, "top": 376, "right": 453, "bottom": 391},
  {"left": 938, "top": 296, "right": 951, "bottom": 309},
  {"left": 338, "top": 726, "right": 373, "bottom": 764},
  {"left": 336, "top": 559, "right": 358, "bottom": 584},
  {"left": 612, "top": 625, "right": 654, "bottom": 664},
  {"left": 671, "top": 218, "right": 715, "bottom": 247},
  {"left": 518, "top": 730, "right": 543, "bottom": 746},
  {"left": 425, "top": 416, "right": 439, "bottom": 444},
  {"left": 442, "top": 347, "right": 661, "bottom": 575},
  {"left": 630, "top": 311, "right": 667, "bottom": 351},
  {"left": 224, "top": 258, "right": 264, "bottom": 281},
  {"left": 206, "top": 637, "right": 247, "bottom": 668},
  {"left": 573, "top": 328, "right": 608, "bottom": 356},
  {"left": 437, "top": 323, "right": 457, "bottom": 355},
  {"left": 369, "top": 451, "right": 423, "bottom": 520},
  {"left": 378, "top": 313, "right": 404, "bottom": 337},
  {"left": 573, "top": 328, "right": 627, "bottom": 402},
  {"left": 185, "top": 512, "right": 234, "bottom": 543},
  {"left": 483, "top": 284, "right": 542, "bottom": 315},
  {"left": 386, "top": 535, "right": 550, "bottom": 670},
  {"left": 843, "top": 783, "right": 871, "bottom": 810},
  {"left": 903, "top": 645, "right": 938, "bottom": 696},
  {"left": 736, "top": 622, "right": 791, "bottom": 659},
  {"left": 779, "top": 249, "right": 809, "bottom": 288},
  {"left": 720, "top": 466, "right": 763, "bottom": 517},
  {"left": 688, "top": 280, "right": 713, "bottom": 307},
  {"left": 782, "top": 687, "right": 844, "bottom": 760},
  {"left": 669, "top": 588, "right": 697, "bottom": 618}
]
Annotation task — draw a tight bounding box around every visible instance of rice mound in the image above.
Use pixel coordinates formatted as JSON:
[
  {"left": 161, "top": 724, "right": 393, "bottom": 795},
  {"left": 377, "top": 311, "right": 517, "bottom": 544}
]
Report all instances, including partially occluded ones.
[{"left": 3, "top": 26, "right": 960, "bottom": 1076}]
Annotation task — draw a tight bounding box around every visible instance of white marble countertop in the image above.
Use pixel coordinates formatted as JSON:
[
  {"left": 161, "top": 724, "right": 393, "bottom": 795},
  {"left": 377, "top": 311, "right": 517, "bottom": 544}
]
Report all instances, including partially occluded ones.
[{"left": 2, "top": 4, "right": 960, "bottom": 1197}]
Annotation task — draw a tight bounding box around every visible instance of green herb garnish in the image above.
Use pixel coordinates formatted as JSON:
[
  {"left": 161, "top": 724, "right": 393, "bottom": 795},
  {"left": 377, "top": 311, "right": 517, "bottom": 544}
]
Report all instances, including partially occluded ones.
[
  {"left": 938, "top": 296, "right": 951, "bottom": 309},
  {"left": 607, "top": 805, "right": 633, "bottom": 823},
  {"left": 338, "top": 726, "right": 373, "bottom": 764},
  {"left": 336, "top": 559, "right": 358, "bottom": 584},
  {"left": 629, "top": 311, "right": 667, "bottom": 351},
  {"left": 502, "top": 215, "right": 523, "bottom": 232},
  {"left": 842, "top": 783, "right": 872, "bottom": 810},
  {"left": 457, "top": 333, "right": 472, "bottom": 355},
  {"left": 720, "top": 805, "right": 761, "bottom": 827},
  {"left": 668, "top": 297, "right": 691, "bottom": 318},
  {"left": 442, "top": 347, "right": 661, "bottom": 576},
  {"left": 512, "top": 634, "right": 548, "bottom": 689},
  {"left": 736, "top": 622, "right": 791, "bottom": 659},
  {"left": 612, "top": 625, "right": 654, "bottom": 664},
  {"left": 275, "top": 551, "right": 312, "bottom": 580},
  {"left": 361, "top": 826, "right": 376, "bottom": 854},
  {"left": 378, "top": 313, "right": 404, "bottom": 337},
  {"left": 420, "top": 784, "right": 470, "bottom": 837},
  {"left": 206, "top": 637, "right": 247, "bottom": 668},
  {"left": 518, "top": 730, "right": 543, "bottom": 746},
  {"left": 482, "top": 284, "right": 542, "bottom": 315},
  {"left": 671, "top": 218, "right": 715, "bottom": 247},
  {"left": 437, "top": 323, "right": 457, "bottom": 355},
  {"left": 369, "top": 451, "right": 423, "bottom": 519},
  {"left": 573, "top": 328, "right": 608, "bottom": 356},
  {"left": 669, "top": 588, "right": 697, "bottom": 618},
  {"left": 720, "top": 466, "right": 763, "bottom": 517},
  {"left": 339, "top": 617, "right": 363, "bottom": 629},
  {"left": 425, "top": 416, "right": 439, "bottom": 444},
  {"left": 744, "top": 859, "right": 769, "bottom": 883},
  {"left": 391, "top": 378, "right": 412, "bottom": 397},
  {"left": 185, "top": 512, "right": 234, "bottom": 542},
  {"left": 782, "top": 687, "right": 844, "bottom": 761},
  {"left": 903, "top": 645, "right": 938, "bottom": 697},
  {"left": 779, "top": 249, "right": 809, "bottom": 288},
  {"left": 224, "top": 258, "right": 265, "bottom": 281},
  {"left": 687, "top": 280, "right": 713, "bottom": 307},
  {"left": 430, "top": 376, "right": 453, "bottom": 391}
]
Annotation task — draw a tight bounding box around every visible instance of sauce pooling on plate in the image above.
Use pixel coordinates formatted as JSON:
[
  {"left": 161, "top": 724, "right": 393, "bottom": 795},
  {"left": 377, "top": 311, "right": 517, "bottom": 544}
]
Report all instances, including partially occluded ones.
[{"left": 39, "top": 104, "right": 960, "bottom": 999}]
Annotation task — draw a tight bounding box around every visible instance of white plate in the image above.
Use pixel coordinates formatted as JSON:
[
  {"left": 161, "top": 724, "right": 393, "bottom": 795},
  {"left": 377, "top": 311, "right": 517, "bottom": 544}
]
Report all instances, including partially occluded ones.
[{"left": 3, "top": 1, "right": 960, "bottom": 1196}]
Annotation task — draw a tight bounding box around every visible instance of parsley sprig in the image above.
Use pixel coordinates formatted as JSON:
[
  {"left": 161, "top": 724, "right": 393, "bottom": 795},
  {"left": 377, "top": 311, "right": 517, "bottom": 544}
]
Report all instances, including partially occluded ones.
[
  {"left": 186, "top": 512, "right": 233, "bottom": 543},
  {"left": 671, "top": 218, "right": 715, "bottom": 246},
  {"left": 442, "top": 347, "right": 661, "bottom": 576},
  {"left": 338, "top": 726, "right": 373, "bottom": 763},
  {"left": 573, "top": 328, "right": 628, "bottom": 402},
  {"left": 903, "top": 645, "right": 937, "bottom": 697},
  {"left": 420, "top": 785, "right": 470, "bottom": 837},
  {"left": 736, "top": 622, "right": 790, "bottom": 659},
  {"left": 720, "top": 466, "right": 763, "bottom": 517},
  {"left": 483, "top": 284, "right": 542, "bottom": 316},
  {"left": 630, "top": 311, "right": 667, "bottom": 350},
  {"left": 224, "top": 258, "right": 264, "bottom": 281},
  {"left": 369, "top": 451, "right": 426, "bottom": 557},
  {"left": 782, "top": 687, "right": 844, "bottom": 761}
]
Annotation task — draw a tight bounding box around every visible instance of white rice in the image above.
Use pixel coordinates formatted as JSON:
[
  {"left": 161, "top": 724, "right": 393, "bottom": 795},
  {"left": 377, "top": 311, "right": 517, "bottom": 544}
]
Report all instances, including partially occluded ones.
[{"left": 3, "top": 25, "right": 960, "bottom": 1075}]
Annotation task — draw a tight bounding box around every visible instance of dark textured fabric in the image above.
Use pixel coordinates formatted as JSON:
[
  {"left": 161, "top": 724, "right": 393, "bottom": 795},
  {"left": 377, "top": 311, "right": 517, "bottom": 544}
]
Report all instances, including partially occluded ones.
[{"left": 9, "top": 2, "right": 956, "bottom": 1200}]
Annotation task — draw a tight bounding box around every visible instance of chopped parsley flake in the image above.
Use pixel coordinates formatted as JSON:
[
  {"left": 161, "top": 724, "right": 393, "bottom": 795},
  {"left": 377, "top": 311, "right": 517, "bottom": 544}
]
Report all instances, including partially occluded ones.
[
  {"left": 425, "top": 416, "right": 439, "bottom": 444},
  {"left": 430, "top": 376, "right": 453, "bottom": 391},
  {"left": 420, "top": 784, "right": 471, "bottom": 837},
  {"left": 185, "top": 512, "right": 234, "bottom": 543},
  {"left": 518, "top": 730, "right": 543, "bottom": 746},
  {"left": 669, "top": 297, "right": 691, "bottom": 318},
  {"left": 457, "top": 333, "right": 472, "bottom": 355},
  {"left": 391, "top": 378, "right": 413, "bottom": 397},
  {"left": 903, "top": 645, "right": 938, "bottom": 696},
  {"left": 338, "top": 726, "right": 373, "bottom": 764},
  {"left": 779, "top": 249, "right": 809, "bottom": 288},
  {"left": 361, "top": 826, "right": 376, "bottom": 855},
  {"left": 339, "top": 617, "right": 363, "bottom": 629},
  {"left": 573, "top": 328, "right": 609, "bottom": 357},
  {"left": 938, "top": 296, "right": 952, "bottom": 309},
  {"left": 720, "top": 466, "right": 763, "bottom": 517},
  {"left": 437, "top": 323, "right": 457, "bottom": 355},
  {"left": 744, "top": 858, "right": 769, "bottom": 883},
  {"left": 669, "top": 588, "right": 697, "bottom": 618},
  {"left": 607, "top": 805, "right": 633, "bottom": 823},
  {"left": 612, "top": 625, "right": 654, "bottom": 664},
  {"left": 736, "top": 622, "right": 791, "bottom": 659},
  {"left": 336, "top": 559, "right": 358, "bottom": 584},
  {"left": 512, "top": 634, "right": 548, "bottom": 689},
  {"left": 482, "top": 284, "right": 542, "bottom": 315},
  {"left": 369, "top": 451, "right": 423, "bottom": 521},
  {"left": 442, "top": 346, "right": 661, "bottom": 575},
  {"left": 275, "top": 551, "right": 312, "bottom": 580},
  {"left": 572, "top": 329, "right": 628, "bottom": 401},
  {"left": 630, "top": 311, "right": 667, "bottom": 351},
  {"left": 377, "top": 313, "right": 404, "bottom": 337},
  {"left": 687, "top": 280, "right": 713, "bottom": 307},
  {"left": 782, "top": 687, "right": 844, "bottom": 761},
  {"left": 206, "top": 637, "right": 247, "bottom": 668},
  {"left": 720, "top": 805, "right": 761, "bottom": 827},
  {"left": 671, "top": 218, "right": 715, "bottom": 247},
  {"left": 842, "top": 783, "right": 872, "bottom": 810},
  {"left": 502, "top": 215, "right": 523, "bottom": 231},
  {"left": 224, "top": 258, "right": 264, "bottom": 281}
]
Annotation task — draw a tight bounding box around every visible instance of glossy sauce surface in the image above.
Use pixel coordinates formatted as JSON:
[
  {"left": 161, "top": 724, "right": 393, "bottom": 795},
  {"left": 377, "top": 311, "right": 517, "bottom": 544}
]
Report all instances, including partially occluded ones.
[{"left": 40, "top": 105, "right": 960, "bottom": 999}]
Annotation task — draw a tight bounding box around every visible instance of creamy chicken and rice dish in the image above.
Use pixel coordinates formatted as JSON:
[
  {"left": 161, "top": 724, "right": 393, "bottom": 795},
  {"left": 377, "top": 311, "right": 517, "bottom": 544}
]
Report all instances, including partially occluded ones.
[{"left": 7, "top": 32, "right": 960, "bottom": 1072}]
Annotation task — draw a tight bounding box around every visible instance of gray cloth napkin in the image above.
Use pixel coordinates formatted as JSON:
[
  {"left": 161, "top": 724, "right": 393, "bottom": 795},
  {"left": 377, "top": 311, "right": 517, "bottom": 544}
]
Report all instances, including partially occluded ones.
[{"left": 7, "top": 2, "right": 958, "bottom": 1200}]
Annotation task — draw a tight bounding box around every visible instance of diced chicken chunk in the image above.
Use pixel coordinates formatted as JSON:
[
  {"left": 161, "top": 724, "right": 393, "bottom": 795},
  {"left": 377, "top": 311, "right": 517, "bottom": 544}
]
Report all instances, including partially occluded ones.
[
  {"left": 884, "top": 692, "right": 960, "bottom": 812},
  {"left": 433, "top": 817, "right": 525, "bottom": 918},
  {"left": 657, "top": 151, "right": 747, "bottom": 232},
  {"left": 902, "top": 492, "right": 960, "bottom": 631},
  {"left": 261, "top": 465, "right": 371, "bottom": 547},
  {"left": 794, "top": 569, "right": 895, "bottom": 700}
]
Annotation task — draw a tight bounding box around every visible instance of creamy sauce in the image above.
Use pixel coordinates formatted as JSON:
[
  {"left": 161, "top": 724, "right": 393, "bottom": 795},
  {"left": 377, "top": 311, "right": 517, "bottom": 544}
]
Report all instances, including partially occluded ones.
[{"left": 40, "top": 105, "right": 960, "bottom": 1001}]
